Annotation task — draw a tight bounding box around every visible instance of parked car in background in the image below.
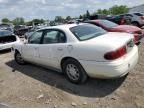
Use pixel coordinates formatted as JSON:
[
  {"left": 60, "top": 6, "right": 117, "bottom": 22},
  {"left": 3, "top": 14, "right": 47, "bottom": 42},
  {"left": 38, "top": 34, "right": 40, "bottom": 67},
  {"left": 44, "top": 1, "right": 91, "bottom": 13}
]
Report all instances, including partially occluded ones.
[
  {"left": 0, "top": 30, "right": 20, "bottom": 51},
  {"left": 89, "top": 14, "right": 107, "bottom": 20},
  {"left": 85, "top": 20, "right": 144, "bottom": 44},
  {"left": 108, "top": 13, "right": 144, "bottom": 27},
  {"left": 106, "top": 15, "right": 131, "bottom": 25},
  {"left": 13, "top": 23, "right": 138, "bottom": 84},
  {"left": 14, "top": 27, "right": 31, "bottom": 37},
  {"left": 124, "top": 13, "right": 144, "bottom": 27},
  {"left": 0, "top": 24, "right": 14, "bottom": 32}
]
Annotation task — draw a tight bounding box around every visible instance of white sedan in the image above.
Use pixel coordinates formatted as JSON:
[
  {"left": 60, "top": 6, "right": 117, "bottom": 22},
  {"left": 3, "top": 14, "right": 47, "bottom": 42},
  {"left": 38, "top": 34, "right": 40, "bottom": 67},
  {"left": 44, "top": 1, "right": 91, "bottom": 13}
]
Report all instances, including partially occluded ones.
[
  {"left": 0, "top": 30, "right": 20, "bottom": 51},
  {"left": 13, "top": 23, "right": 138, "bottom": 84}
]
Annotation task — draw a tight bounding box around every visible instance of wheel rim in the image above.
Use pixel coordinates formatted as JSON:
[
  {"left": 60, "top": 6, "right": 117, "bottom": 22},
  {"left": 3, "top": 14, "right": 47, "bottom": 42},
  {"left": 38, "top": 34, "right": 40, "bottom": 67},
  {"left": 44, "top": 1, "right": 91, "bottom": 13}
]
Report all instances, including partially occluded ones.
[
  {"left": 16, "top": 53, "right": 24, "bottom": 64},
  {"left": 66, "top": 64, "right": 80, "bottom": 81}
]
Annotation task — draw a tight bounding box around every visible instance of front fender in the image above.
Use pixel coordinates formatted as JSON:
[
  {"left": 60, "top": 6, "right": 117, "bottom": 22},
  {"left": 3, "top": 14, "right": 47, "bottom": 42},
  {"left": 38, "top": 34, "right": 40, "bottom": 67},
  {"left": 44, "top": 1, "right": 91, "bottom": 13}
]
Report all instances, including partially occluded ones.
[{"left": 13, "top": 42, "right": 23, "bottom": 54}]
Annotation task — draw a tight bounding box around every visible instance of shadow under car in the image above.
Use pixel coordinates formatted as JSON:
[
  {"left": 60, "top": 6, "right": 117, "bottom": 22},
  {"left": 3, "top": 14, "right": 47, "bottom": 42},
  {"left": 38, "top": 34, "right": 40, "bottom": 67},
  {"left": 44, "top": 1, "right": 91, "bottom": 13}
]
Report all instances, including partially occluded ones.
[{"left": 5, "top": 60, "right": 127, "bottom": 98}]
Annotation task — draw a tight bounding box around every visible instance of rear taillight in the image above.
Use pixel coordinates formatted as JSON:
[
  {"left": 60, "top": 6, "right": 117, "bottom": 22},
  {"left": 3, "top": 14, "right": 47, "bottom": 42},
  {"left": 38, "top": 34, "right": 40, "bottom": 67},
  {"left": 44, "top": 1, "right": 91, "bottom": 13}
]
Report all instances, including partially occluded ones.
[
  {"left": 104, "top": 46, "right": 127, "bottom": 60},
  {"left": 141, "top": 16, "right": 144, "bottom": 20},
  {"left": 120, "top": 19, "right": 125, "bottom": 25}
]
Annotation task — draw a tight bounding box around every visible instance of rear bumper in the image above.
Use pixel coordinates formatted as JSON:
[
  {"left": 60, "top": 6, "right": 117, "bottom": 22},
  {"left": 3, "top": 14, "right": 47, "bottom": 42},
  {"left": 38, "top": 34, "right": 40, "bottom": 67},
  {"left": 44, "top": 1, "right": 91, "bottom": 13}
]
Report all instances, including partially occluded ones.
[{"left": 79, "top": 45, "right": 138, "bottom": 78}]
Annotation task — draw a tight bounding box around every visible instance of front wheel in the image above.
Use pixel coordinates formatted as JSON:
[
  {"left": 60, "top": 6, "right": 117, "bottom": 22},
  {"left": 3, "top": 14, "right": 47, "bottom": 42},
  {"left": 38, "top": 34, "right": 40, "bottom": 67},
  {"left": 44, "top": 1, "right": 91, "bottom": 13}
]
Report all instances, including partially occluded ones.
[
  {"left": 62, "top": 59, "right": 88, "bottom": 84},
  {"left": 14, "top": 51, "right": 26, "bottom": 65}
]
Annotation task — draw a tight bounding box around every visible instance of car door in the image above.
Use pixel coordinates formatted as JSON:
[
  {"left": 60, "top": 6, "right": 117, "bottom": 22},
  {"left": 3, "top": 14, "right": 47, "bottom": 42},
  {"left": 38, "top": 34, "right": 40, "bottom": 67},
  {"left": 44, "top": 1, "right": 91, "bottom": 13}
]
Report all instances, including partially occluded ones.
[
  {"left": 38, "top": 29, "right": 67, "bottom": 69},
  {"left": 22, "top": 30, "right": 43, "bottom": 63}
]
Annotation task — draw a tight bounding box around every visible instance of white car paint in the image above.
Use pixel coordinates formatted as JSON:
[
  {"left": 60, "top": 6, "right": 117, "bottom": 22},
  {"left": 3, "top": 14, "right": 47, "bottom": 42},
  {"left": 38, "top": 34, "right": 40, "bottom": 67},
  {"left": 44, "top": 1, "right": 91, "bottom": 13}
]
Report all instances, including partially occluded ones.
[
  {"left": 0, "top": 36, "right": 21, "bottom": 51},
  {"left": 13, "top": 23, "right": 138, "bottom": 78}
]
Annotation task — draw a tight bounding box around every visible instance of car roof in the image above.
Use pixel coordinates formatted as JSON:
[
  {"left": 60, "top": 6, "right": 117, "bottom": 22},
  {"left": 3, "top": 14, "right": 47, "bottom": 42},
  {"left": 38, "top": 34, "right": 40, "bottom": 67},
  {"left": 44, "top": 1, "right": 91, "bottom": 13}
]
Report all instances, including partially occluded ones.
[
  {"left": 85, "top": 19, "right": 106, "bottom": 23},
  {"left": 39, "top": 23, "right": 85, "bottom": 31}
]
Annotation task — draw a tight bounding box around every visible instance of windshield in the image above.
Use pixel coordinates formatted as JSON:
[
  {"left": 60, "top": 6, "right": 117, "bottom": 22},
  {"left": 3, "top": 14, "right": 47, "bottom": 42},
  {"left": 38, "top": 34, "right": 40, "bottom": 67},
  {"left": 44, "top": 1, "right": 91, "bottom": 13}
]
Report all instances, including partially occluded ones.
[
  {"left": 0, "top": 30, "right": 12, "bottom": 37},
  {"left": 99, "top": 20, "right": 118, "bottom": 28},
  {"left": 134, "top": 13, "right": 144, "bottom": 16},
  {"left": 70, "top": 24, "right": 107, "bottom": 41}
]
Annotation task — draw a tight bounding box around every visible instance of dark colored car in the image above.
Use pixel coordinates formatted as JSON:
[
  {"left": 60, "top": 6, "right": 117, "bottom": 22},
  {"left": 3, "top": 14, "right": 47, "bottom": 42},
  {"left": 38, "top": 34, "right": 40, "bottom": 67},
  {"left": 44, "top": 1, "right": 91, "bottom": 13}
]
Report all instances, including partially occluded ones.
[
  {"left": 85, "top": 20, "right": 143, "bottom": 44},
  {"left": 0, "top": 24, "right": 14, "bottom": 32},
  {"left": 14, "top": 27, "right": 31, "bottom": 37},
  {"left": 0, "top": 30, "right": 20, "bottom": 51},
  {"left": 106, "top": 15, "right": 131, "bottom": 25}
]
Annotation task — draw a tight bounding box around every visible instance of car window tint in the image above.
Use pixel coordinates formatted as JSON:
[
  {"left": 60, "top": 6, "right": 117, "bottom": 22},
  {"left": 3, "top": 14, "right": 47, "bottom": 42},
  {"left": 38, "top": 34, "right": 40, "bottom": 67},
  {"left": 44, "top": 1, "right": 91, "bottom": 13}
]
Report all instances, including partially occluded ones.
[
  {"left": 28, "top": 31, "right": 43, "bottom": 44},
  {"left": 99, "top": 20, "right": 118, "bottom": 28},
  {"left": 0, "top": 30, "right": 12, "bottom": 37},
  {"left": 42, "top": 30, "right": 66, "bottom": 44},
  {"left": 70, "top": 24, "right": 106, "bottom": 41},
  {"left": 134, "top": 13, "right": 144, "bottom": 16},
  {"left": 125, "top": 14, "right": 133, "bottom": 17}
]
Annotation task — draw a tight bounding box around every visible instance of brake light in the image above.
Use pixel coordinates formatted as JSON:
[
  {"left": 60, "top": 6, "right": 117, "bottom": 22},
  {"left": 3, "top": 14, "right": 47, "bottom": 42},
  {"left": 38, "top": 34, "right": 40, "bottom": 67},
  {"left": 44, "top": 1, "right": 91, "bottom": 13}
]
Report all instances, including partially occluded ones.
[
  {"left": 141, "top": 16, "right": 144, "bottom": 20},
  {"left": 104, "top": 46, "right": 127, "bottom": 60},
  {"left": 120, "top": 19, "right": 125, "bottom": 25}
]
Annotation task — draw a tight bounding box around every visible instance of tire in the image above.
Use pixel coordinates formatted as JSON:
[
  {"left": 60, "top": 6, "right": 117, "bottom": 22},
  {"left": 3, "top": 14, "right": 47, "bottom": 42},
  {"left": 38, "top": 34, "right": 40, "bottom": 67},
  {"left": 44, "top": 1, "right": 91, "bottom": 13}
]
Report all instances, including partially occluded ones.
[
  {"left": 132, "top": 22, "right": 140, "bottom": 27},
  {"left": 14, "top": 51, "right": 26, "bottom": 65},
  {"left": 62, "top": 59, "right": 88, "bottom": 84}
]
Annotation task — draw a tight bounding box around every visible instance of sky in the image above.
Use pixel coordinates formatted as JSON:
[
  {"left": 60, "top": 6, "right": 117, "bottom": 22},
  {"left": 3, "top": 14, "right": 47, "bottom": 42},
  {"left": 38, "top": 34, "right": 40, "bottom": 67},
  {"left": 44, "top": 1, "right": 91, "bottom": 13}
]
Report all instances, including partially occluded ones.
[{"left": 0, "top": 0, "right": 144, "bottom": 21}]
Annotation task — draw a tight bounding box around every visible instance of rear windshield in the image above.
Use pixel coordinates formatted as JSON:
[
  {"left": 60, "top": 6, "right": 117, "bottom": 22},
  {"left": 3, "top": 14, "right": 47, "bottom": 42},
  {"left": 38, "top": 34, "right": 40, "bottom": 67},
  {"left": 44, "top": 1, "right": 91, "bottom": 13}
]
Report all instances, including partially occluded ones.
[
  {"left": 99, "top": 20, "right": 118, "bottom": 28},
  {"left": 0, "top": 30, "right": 12, "bottom": 37},
  {"left": 70, "top": 24, "right": 106, "bottom": 41}
]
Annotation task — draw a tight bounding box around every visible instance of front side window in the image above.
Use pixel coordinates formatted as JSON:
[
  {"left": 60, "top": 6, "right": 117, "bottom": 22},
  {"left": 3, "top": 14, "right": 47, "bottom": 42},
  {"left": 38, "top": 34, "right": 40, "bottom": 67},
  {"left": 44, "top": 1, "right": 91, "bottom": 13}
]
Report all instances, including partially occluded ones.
[
  {"left": 28, "top": 31, "right": 43, "bottom": 44},
  {"left": 42, "top": 30, "right": 66, "bottom": 44},
  {"left": 70, "top": 24, "right": 106, "bottom": 41}
]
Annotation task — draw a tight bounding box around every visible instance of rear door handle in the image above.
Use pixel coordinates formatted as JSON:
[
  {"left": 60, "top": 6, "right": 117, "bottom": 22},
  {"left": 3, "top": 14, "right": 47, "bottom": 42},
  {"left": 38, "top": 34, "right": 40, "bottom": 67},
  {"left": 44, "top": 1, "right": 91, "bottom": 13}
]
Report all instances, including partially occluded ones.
[
  {"left": 57, "top": 47, "right": 63, "bottom": 51},
  {"left": 35, "top": 47, "right": 38, "bottom": 50}
]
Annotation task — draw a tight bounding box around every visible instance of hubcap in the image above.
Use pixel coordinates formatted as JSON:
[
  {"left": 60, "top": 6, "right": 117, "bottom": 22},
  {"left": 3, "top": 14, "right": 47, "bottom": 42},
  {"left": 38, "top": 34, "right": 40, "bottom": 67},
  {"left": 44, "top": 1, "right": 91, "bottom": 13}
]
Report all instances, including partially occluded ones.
[
  {"left": 16, "top": 53, "right": 24, "bottom": 63},
  {"left": 66, "top": 64, "right": 80, "bottom": 81}
]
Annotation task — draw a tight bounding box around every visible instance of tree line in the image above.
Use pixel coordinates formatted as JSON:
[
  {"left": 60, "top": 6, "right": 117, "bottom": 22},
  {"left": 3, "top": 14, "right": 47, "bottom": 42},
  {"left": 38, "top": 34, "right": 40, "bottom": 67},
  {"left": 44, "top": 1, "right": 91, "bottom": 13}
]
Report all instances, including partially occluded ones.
[{"left": 1, "top": 5, "right": 129, "bottom": 25}]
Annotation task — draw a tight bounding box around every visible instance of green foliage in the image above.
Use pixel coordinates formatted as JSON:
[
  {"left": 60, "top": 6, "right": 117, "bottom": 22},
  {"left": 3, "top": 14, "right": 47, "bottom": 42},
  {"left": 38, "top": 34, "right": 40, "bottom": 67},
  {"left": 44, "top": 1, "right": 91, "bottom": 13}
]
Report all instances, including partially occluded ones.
[
  {"left": 79, "top": 15, "right": 83, "bottom": 19},
  {"left": 109, "top": 5, "right": 129, "bottom": 15},
  {"left": 96, "top": 5, "right": 128, "bottom": 15},
  {"left": 86, "top": 10, "right": 90, "bottom": 19},
  {"left": 13, "top": 17, "right": 25, "bottom": 25},
  {"left": 66, "top": 16, "right": 71, "bottom": 21},
  {"left": 1, "top": 18, "right": 10, "bottom": 23},
  {"left": 55, "top": 16, "right": 64, "bottom": 23},
  {"left": 26, "top": 19, "right": 45, "bottom": 25},
  {"left": 97, "top": 9, "right": 103, "bottom": 14}
]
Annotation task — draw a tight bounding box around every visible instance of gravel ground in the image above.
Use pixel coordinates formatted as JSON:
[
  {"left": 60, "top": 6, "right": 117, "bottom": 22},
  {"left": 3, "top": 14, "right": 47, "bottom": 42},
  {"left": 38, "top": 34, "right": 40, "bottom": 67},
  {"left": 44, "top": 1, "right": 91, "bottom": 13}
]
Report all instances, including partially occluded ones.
[{"left": 0, "top": 39, "right": 144, "bottom": 108}]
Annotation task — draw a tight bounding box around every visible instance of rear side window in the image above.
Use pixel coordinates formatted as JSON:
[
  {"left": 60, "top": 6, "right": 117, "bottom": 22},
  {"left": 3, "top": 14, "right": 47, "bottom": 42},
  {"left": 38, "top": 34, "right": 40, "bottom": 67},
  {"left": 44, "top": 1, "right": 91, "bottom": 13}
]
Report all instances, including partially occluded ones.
[{"left": 70, "top": 24, "right": 106, "bottom": 41}]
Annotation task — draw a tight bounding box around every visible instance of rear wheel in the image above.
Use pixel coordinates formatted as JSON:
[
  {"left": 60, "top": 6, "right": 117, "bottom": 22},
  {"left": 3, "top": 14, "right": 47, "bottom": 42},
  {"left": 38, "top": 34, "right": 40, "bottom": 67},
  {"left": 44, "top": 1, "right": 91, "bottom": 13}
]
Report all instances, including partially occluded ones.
[
  {"left": 14, "top": 51, "right": 26, "bottom": 65},
  {"left": 62, "top": 59, "right": 88, "bottom": 84}
]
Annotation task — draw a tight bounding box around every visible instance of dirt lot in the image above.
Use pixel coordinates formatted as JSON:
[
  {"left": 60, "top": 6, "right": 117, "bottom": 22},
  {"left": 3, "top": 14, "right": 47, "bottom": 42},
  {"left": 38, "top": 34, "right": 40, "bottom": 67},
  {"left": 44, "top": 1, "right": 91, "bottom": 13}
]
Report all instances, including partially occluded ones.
[{"left": 0, "top": 40, "right": 144, "bottom": 108}]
